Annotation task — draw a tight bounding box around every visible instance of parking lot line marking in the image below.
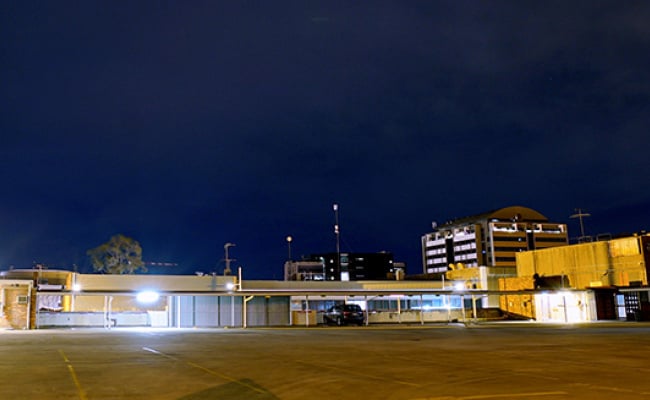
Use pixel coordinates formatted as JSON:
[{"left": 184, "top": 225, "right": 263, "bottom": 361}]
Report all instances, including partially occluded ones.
[
  {"left": 142, "top": 346, "right": 178, "bottom": 360},
  {"left": 296, "top": 360, "right": 419, "bottom": 387},
  {"left": 571, "top": 382, "right": 644, "bottom": 395},
  {"left": 142, "top": 346, "right": 268, "bottom": 395},
  {"left": 58, "top": 350, "right": 88, "bottom": 400},
  {"left": 457, "top": 391, "right": 568, "bottom": 399},
  {"left": 415, "top": 392, "right": 567, "bottom": 400}
]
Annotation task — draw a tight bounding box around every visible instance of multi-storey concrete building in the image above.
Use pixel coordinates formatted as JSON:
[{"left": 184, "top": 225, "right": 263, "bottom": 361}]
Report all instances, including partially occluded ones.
[{"left": 421, "top": 206, "right": 568, "bottom": 276}]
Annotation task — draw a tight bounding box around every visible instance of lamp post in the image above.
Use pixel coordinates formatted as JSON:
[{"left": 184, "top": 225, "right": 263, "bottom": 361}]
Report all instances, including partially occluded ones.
[
  {"left": 286, "top": 236, "right": 293, "bottom": 261},
  {"left": 224, "top": 242, "right": 236, "bottom": 276}
]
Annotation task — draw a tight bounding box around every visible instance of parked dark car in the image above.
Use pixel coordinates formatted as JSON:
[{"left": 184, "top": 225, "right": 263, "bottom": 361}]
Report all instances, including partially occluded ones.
[{"left": 323, "top": 304, "right": 365, "bottom": 326}]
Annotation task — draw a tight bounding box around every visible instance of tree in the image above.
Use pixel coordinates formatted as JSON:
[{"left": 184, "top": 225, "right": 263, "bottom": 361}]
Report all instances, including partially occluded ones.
[{"left": 87, "top": 234, "right": 146, "bottom": 274}]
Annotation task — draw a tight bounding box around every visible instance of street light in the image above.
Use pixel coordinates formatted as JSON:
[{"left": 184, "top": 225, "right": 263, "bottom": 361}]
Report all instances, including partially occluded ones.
[
  {"left": 286, "top": 235, "right": 293, "bottom": 261},
  {"left": 136, "top": 290, "right": 160, "bottom": 303}
]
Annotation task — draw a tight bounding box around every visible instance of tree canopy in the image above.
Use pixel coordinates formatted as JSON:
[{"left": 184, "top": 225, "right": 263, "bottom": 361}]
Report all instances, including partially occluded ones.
[{"left": 87, "top": 234, "right": 146, "bottom": 274}]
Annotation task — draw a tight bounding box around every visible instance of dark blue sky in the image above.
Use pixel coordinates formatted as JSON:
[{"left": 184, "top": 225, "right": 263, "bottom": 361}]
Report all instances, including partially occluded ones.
[{"left": 2, "top": 2, "right": 650, "bottom": 278}]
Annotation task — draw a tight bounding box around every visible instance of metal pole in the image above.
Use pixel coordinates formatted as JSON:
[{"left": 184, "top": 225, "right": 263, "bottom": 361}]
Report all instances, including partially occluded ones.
[
  {"left": 243, "top": 295, "right": 255, "bottom": 328},
  {"left": 461, "top": 295, "right": 466, "bottom": 324},
  {"left": 365, "top": 295, "right": 369, "bottom": 326},
  {"left": 420, "top": 294, "right": 424, "bottom": 325},
  {"left": 570, "top": 208, "right": 591, "bottom": 242},
  {"left": 286, "top": 236, "right": 292, "bottom": 261},
  {"left": 36, "top": 266, "right": 41, "bottom": 329},
  {"left": 397, "top": 296, "right": 401, "bottom": 324},
  {"left": 103, "top": 296, "right": 107, "bottom": 329},
  {"left": 446, "top": 294, "right": 451, "bottom": 323},
  {"left": 70, "top": 273, "right": 76, "bottom": 311},
  {"left": 224, "top": 243, "right": 236, "bottom": 276},
  {"left": 26, "top": 284, "right": 32, "bottom": 330},
  {"left": 230, "top": 295, "right": 235, "bottom": 327},
  {"left": 472, "top": 294, "right": 477, "bottom": 322},
  {"left": 333, "top": 204, "right": 340, "bottom": 278},
  {"left": 109, "top": 296, "right": 113, "bottom": 329},
  {"left": 176, "top": 296, "right": 181, "bottom": 328}
]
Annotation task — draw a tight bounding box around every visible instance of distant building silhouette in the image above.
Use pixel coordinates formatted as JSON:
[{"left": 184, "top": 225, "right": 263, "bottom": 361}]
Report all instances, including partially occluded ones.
[{"left": 284, "top": 252, "right": 404, "bottom": 281}]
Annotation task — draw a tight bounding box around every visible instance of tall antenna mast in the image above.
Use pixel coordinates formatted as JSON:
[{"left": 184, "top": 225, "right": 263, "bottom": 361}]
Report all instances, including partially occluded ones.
[{"left": 333, "top": 203, "right": 340, "bottom": 277}]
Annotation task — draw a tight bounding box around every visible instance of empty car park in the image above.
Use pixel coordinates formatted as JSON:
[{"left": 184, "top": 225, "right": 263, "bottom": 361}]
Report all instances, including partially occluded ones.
[{"left": 2, "top": 323, "right": 650, "bottom": 399}]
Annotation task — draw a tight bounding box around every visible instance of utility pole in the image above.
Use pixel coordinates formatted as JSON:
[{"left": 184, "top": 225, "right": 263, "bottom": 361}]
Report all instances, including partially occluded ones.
[{"left": 570, "top": 208, "right": 591, "bottom": 243}]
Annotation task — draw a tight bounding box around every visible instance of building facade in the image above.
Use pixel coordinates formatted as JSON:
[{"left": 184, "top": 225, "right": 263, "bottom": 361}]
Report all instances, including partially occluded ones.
[
  {"left": 514, "top": 233, "right": 650, "bottom": 320},
  {"left": 2, "top": 269, "right": 469, "bottom": 329},
  {"left": 309, "top": 252, "right": 401, "bottom": 281},
  {"left": 284, "top": 260, "right": 327, "bottom": 281},
  {"left": 285, "top": 252, "right": 402, "bottom": 281},
  {"left": 421, "top": 206, "right": 568, "bottom": 276}
]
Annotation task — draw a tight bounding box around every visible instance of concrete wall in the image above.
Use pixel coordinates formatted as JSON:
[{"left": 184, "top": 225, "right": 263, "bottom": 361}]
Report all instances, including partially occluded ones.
[
  {"left": 499, "top": 276, "right": 535, "bottom": 319},
  {"left": 516, "top": 237, "right": 647, "bottom": 289},
  {"left": 71, "top": 294, "right": 167, "bottom": 312},
  {"left": 37, "top": 311, "right": 150, "bottom": 328},
  {"left": 74, "top": 273, "right": 237, "bottom": 292},
  {"left": 368, "top": 310, "right": 465, "bottom": 323},
  {"left": 169, "top": 295, "right": 242, "bottom": 328},
  {"left": 246, "top": 296, "right": 290, "bottom": 326}
]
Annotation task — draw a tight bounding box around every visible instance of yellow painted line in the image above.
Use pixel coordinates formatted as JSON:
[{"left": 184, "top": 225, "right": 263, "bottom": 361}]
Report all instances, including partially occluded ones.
[
  {"left": 296, "top": 360, "right": 419, "bottom": 387},
  {"left": 416, "top": 392, "right": 567, "bottom": 400},
  {"left": 143, "top": 347, "right": 268, "bottom": 395},
  {"left": 58, "top": 350, "right": 88, "bottom": 400},
  {"left": 571, "top": 382, "right": 642, "bottom": 394},
  {"left": 458, "top": 392, "right": 568, "bottom": 399}
]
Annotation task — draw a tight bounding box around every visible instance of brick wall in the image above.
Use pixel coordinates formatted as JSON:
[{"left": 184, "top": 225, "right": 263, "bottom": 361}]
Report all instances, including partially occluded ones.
[{"left": 1, "top": 286, "right": 30, "bottom": 330}]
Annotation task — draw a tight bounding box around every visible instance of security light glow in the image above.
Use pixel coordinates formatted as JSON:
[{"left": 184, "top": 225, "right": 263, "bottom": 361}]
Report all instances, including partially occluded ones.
[
  {"left": 225, "top": 282, "right": 235, "bottom": 291},
  {"left": 136, "top": 291, "right": 160, "bottom": 303}
]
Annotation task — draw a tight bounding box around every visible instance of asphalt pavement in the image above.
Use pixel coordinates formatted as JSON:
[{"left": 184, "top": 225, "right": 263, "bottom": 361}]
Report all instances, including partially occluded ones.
[{"left": 1, "top": 322, "right": 650, "bottom": 399}]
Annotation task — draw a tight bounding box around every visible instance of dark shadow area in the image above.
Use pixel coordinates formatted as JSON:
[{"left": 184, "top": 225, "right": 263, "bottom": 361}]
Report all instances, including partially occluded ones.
[{"left": 177, "top": 379, "right": 279, "bottom": 400}]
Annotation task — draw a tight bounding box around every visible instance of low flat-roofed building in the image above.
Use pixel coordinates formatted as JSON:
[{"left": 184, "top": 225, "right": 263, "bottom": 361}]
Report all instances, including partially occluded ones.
[
  {"left": 2, "top": 269, "right": 477, "bottom": 328},
  {"left": 493, "top": 232, "right": 650, "bottom": 321}
]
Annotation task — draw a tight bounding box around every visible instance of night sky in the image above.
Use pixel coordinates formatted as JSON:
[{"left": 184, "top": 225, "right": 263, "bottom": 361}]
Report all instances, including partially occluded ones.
[{"left": 2, "top": 2, "right": 650, "bottom": 278}]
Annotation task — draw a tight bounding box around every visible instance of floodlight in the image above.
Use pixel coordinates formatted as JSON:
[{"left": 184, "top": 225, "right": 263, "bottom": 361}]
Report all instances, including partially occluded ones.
[{"left": 136, "top": 291, "right": 160, "bottom": 303}]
